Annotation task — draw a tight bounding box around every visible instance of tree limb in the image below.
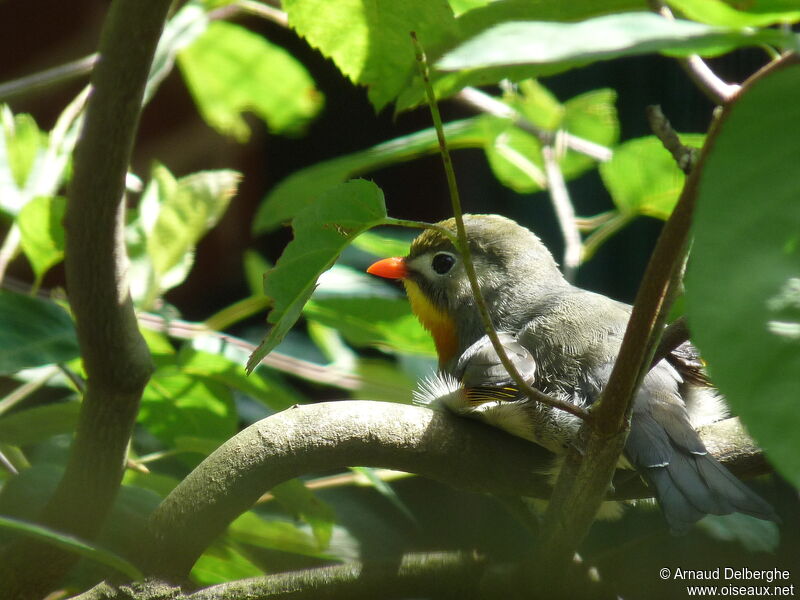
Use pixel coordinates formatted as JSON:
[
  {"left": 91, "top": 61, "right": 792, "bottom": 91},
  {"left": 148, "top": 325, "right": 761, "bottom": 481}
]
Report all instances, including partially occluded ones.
[
  {"left": 0, "top": 1, "right": 170, "bottom": 598},
  {"left": 138, "top": 401, "right": 767, "bottom": 581}
]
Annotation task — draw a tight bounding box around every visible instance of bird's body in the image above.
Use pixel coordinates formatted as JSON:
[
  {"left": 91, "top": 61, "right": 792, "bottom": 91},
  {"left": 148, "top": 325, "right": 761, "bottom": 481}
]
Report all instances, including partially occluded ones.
[{"left": 368, "top": 214, "right": 776, "bottom": 533}]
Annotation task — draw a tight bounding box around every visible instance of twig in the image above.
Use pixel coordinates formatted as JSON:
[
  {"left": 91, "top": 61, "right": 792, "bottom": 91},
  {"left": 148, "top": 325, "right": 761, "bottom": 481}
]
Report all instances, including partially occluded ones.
[
  {"left": 209, "top": 0, "right": 289, "bottom": 27},
  {"left": 648, "top": 0, "right": 740, "bottom": 104},
  {"left": 542, "top": 140, "right": 582, "bottom": 281},
  {"left": 0, "top": 2, "right": 172, "bottom": 597},
  {"left": 411, "top": 32, "right": 590, "bottom": 422},
  {"left": 0, "top": 224, "right": 21, "bottom": 283},
  {"left": 456, "top": 87, "right": 613, "bottom": 162},
  {"left": 650, "top": 316, "right": 690, "bottom": 369},
  {"left": 0, "top": 366, "right": 61, "bottom": 416},
  {"left": 646, "top": 105, "right": 699, "bottom": 174},
  {"left": 0, "top": 54, "right": 97, "bottom": 103}
]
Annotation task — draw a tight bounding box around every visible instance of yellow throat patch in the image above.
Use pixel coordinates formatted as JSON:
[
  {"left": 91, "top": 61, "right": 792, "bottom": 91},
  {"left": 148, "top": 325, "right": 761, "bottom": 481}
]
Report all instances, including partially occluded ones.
[{"left": 402, "top": 279, "right": 458, "bottom": 366}]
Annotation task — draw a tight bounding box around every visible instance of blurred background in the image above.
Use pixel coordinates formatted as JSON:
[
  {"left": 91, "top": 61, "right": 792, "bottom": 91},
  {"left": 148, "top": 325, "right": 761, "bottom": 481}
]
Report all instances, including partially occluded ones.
[{"left": 0, "top": 2, "right": 796, "bottom": 598}]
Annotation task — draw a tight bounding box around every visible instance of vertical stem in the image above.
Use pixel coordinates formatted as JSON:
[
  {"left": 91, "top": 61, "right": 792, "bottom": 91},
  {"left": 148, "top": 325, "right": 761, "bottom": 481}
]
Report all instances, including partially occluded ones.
[{"left": 0, "top": 1, "right": 171, "bottom": 597}]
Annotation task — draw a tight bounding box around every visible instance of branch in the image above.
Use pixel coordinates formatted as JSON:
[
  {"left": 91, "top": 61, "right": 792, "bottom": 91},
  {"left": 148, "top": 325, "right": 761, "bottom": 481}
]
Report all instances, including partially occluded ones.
[
  {"left": 646, "top": 105, "right": 700, "bottom": 174},
  {"left": 0, "top": 1, "right": 171, "bottom": 598},
  {"left": 137, "top": 401, "right": 766, "bottom": 581},
  {"left": 140, "top": 401, "right": 553, "bottom": 578},
  {"left": 648, "top": 0, "right": 740, "bottom": 104},
  {"left": 70, "top": 552, "right": 488, "bottom": 600},
  {"left": 542, "top": 140, "right": 582, "bottom": 282},
  {"left": 455, "top": 87, "right": 613, "bottom": 162}
]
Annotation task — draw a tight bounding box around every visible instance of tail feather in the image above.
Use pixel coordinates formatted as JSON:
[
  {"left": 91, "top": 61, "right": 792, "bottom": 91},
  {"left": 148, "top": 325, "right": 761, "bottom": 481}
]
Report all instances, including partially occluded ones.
[{"left": 627, "top": 409, "right": 777, "bottom": 534}]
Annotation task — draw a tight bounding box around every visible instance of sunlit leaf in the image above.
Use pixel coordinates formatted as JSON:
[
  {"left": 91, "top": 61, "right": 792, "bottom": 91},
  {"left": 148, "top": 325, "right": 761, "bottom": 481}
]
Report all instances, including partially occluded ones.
[
  {"left": 666, "top": 0, "right": 800, "bottom": 27},
  {"left": 284, "top": 0, "right": 458, "bottom": 111},
  {"left": 685, "top": 61, "right": 800, "bottom": 488},
  {"left": 437, "top": 13, "right": 791, "bottom": 73},
  {"left": 17, "top": 195, "right": 66, "bottom": 284},
  {"left": 0, "top": 292, "right": 79, "bottom": 375},
  {"left": 179, "top": 21, "right": 323, "bottom": 140},
  {"left": 247, "top": 180, "right": 387, "bottom": 371},
  {"left": 228, "top": 511, "right": 337, "bottom": 558},
  {"left": 191, "top": 541, "right": 263, "bottom": 586},
  {"left": 600, "top": 134, "right": 704, "bottom": 219},
  {"left": 253, "top": 118, "right": 485, "bottom": 233}
]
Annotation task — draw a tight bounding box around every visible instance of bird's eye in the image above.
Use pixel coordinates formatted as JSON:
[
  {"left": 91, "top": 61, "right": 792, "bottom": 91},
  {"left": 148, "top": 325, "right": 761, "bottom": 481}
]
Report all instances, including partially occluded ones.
[{"left": 431, "top": 252, "right": 456, "bottom": 275}]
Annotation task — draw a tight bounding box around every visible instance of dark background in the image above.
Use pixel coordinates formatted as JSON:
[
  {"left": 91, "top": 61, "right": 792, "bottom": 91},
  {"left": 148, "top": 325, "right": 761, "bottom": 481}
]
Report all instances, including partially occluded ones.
[{"left": 1, "top": 2, "right": 796, "bottom": 598}]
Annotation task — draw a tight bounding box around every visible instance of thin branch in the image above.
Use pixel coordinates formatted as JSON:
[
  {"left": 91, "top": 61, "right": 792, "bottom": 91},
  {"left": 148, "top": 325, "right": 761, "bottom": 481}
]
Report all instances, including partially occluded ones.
[
  {"left": 137, "top": 400, "right": 765, "bottom": 580},
  {"left": 412, "top": 32, "right": 591, "bottom": 422},
  {"left": 542, "top": 140, "right": 582, "bottom": 282},
  {"left": 0, "top": 54, "right": 97, "bottom": 103},
  {"left": 648, "top": 0, "right": 740, "bottom": 104},
  {"left": 208, "top": 0, "right": 289, "bottom": 27},
  {"left": 0, "top": 2, "right": 171, "bottom": 598},
  {"left": 650, "top": 315, "right": 690, "bottom": 368},
  {"left": 646, "top": 105, "right": 699, "bottom": 174},
  {"left": 0, "top": 224, "right": 21, "bottom": 283},
  {"left": 455, "top": 87, "right": 613, "bottom": 162}
]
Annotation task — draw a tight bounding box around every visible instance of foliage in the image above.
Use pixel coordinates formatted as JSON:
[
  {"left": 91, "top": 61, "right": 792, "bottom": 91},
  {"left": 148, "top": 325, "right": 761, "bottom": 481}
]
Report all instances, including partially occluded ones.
[{"left": 0, "top": 0, "right": 798, "bottom": 598}]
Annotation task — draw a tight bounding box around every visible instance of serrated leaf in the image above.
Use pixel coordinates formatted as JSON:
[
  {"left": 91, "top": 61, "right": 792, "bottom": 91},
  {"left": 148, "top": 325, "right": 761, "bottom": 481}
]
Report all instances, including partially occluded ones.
[
  {"left": 437, "top": 13, "right": 791, "bottom": 73},
  {"left": 0, "top": 402, "right": 79, "bottom": 446},
  {"left": 271, "top": 479, "right": 335, "bottom": 550},
  {"left": 253, "top": 118, "right": 485, "bottom": 233},
  {"left": 685, "top": 62, "right": 800, "bottom": 489},
  {"left": 0, "top": 291, "right": 79, "bottom": 375},
  {"left": 17, "top": 195, "right": 66, "bottom": 284},
  {"left": 600, "top": 134, "right": 704, "bottom": 219},
  {"left": 247, "top": 180, "right": 387, "bottom": 371},
  {"left": 666, "top": 0, "right": 800, "bottom": 27},
  {"left": 178, "top": 21, "right": 323, "bottom": 140},
  {"left": 284, "top": 0, "right": 458, "bottom": 111}
]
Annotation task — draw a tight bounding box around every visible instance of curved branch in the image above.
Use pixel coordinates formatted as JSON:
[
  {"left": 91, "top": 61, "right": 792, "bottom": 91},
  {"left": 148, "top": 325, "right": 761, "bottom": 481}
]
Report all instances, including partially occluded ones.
[
  {"left": 140, "top": 401, "right": 767, "bottom": 580},
  {"left": 0, "top": 1, "right": 170, "bottom": 598}
]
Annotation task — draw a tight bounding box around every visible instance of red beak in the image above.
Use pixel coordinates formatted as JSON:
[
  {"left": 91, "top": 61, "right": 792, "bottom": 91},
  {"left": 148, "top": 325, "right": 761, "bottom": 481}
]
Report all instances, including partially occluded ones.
[{"left": 367, "top": 257, "right": 409, "bottom": 280}]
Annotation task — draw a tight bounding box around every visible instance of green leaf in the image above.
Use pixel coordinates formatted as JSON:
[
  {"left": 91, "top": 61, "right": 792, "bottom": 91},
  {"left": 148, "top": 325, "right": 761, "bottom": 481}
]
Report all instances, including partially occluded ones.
[
  {"left": 139, "top": 366, "right": 236, "bottom": 448},
  {"left": 666, "top": 0, "right": 800, "bottom": 27},
  {"left": 246, "top": 180, "right": 388, "bottom": 371},
  {"left": 600, "top": 134, "right": 704, "bottom": 219},
  {"left": 253, "top": 118, "right": 486, "bottom": 233},
  {"left": 350, "top": 466, "right": 417, "bottom": 524},
  {"left": 284, "top": 0, "right": 458, "bottom": 111},
  {"left": 228, "top": 511, "right": 337, "bottom": 558},
  {"left": 685, "top": 62, "right": 800, "bottom": 489},
  {"left": 178, "top": 21, "right": 323, "bottom": 141},
  {"left": 698, "top": 513, "right": 780, "bottom": 553},
  {"left": 304, "top": 297, "right": 435, "bottom": 356},
  {"left": 351, "top": 230, "right": 412, "bottom": 258},
  {"left": 17, "top": 195, "right": 66, "bottom": 284},
  {"left": 0, "top": 291, "right": 79, "bottom": 375},
  {"left": 0, "top": 515, "right": 143, "bottom": 580},
  {"left": 178, "top": 347, "right": 301, "bottom": 411},
  {"left": 133, "top": 164, "right": 240, "bottom": 306},
  {"left": 191, "top": 541, "right": 264, "bottom": 586},
  {"left": 482, "top": 83, "right": 618, "bottom": 193},
  {"left": 0, "top": 109, "right": 45, "bottom": 189},
  {"left": 437, "top": 13, "right": 792, "bottom": 74},
  {"left": 243, "top": 250, "right": 271, "bottom": 297},
  {"left": 146, "top": 0, "right": 212, "bottom": 103},
  {"left": 0, "top": 402, "right": 80, "bottom": 446},
  {"left": 395, "top": 0, "right": 649, "bottom": 110},
  {"left": 271, "top": 479, "right": 336, "bottom": 550}
]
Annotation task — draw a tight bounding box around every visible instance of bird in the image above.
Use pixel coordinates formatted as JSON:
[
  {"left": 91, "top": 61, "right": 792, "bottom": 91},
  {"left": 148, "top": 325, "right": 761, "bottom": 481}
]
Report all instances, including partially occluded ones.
[{"left": 366, "top": 213, "right": 777, "bottom": 534}]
